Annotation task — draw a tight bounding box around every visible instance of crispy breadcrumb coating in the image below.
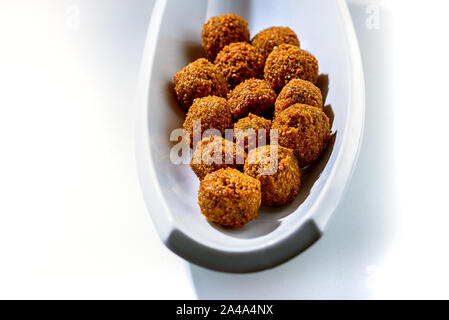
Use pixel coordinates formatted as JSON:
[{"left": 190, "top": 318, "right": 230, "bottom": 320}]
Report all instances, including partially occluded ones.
[
  {"left": 183, "top": 96, "right": 232, "bottom": 147},
  {"left": 252, "top": 26, "right": 300, "bottom": 60},
  {"left": 227, "top": 78, "right": 276, "bottom": 119},
  {"left": 215, "top": 42, "right": 265, "bottom": 88},
  {"left": 234, "top": 113, "right": 272, "bottom": 152},
  {"left": 190, "top": 136, "right": 246, "bottom": 180},
  {"left": 244, "top": 145, "right": 301, "bottom": 206},
  {"left": 264, "top": 44, "right": 319, "bottom": 92},
  {"left": 272, "top": 104, "right": 331, "bottom": 167},
  {"left": 198, "top": 168, "right": 261, "bottom": 228},
  {"left": 275, "top": 78, "right": 323, "bottom": 116},
  {"left": 174, "top": 58, "right": 228, "bottom": 111},
  {"left": 202, "top": 14, "right": 250, "bottom": 60}
]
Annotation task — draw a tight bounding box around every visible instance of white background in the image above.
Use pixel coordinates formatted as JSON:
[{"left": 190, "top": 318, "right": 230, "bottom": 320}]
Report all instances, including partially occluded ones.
[{"left": 0, "top": 0, "right": 448, "bottom": 299}]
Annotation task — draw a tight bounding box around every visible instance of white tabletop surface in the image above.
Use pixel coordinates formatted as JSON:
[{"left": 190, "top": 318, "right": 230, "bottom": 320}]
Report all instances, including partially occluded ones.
[{"left": 0, "top": 0, "right": 448, "bottom": 299}]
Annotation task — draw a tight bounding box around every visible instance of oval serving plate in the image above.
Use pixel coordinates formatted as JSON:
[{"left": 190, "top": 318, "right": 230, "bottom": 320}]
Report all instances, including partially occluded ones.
[{"left": 136, "top": 0, "right": 365, "bottom": 273}]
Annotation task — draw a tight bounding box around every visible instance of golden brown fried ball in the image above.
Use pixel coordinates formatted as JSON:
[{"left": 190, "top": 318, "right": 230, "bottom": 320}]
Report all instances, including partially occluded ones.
[
  {"left": 190, "top": 136, "right": 246, "bottom": 180},
  {"left": 244, "top": 145, "right": 301, "bottom": 206},
  {"left": 227, "top": 78, "right": 276, "bottom": 119},
  {"left": 214, "top": 42, "right": 265, "bottom": 89},
  {"left": 272, "top": 104, "right": 331, "bottom": 167},
  {"left": 198, "top": 168, "right": 261, "bottom": 228},
  {"left": 251, "top": 26, "right": 300, "bottom": 61},
  {"left": 264, "top": 44, "right": 319, "bottom": 92},
  {"left": 173, "top": 58, "right": 228, "bottom": 111},
  {"left": 202, "top": 14, "right": 250, "bottom": 60},
  {"left": 275, "top": 79, "right": 323, "bottom": 117},
  {"left": 234, "top": 113, "right": 272, "bottom": 152},
  {"left": 183, "top": 96, "right": 232, "bottom": 147}
]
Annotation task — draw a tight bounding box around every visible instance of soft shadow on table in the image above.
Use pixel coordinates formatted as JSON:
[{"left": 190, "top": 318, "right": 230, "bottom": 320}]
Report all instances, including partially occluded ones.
[{"left": 188, "top": 2, "right": 397, "bottom": 299}]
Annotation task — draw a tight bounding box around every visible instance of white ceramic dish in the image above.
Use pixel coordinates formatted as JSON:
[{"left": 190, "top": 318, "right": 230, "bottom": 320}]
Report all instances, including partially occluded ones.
[{"left": 136, "top": 0, "right": 364, "bottom": 273}]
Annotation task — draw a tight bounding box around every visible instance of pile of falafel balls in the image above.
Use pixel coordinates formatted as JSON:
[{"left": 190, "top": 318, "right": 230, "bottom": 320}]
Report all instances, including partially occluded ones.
[{"left": 173, "top": 14, "right": 332, "bottom": 229}]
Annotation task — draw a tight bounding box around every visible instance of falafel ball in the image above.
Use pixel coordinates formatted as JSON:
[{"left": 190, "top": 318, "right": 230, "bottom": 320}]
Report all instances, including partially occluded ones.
[
  {"left": 275, "top": 79, "right": 323, "bottom": 117},
  {"left": 264, "top": 44, "right": 319, "bottom": 92},
  {"left": 234, "top": 113, "right": 272, "bottom": 152},
  {"left": 198, "top": 168, "right": 261, "bottom": 228},
  {"left": 272, "top": 104, "right": 331, "bottom": 167},
  {"left": 227, "top": 78, "right": 276, "bottom": 119},
  {"left": 214, "top": 42, "right": 265, "bottom": 88},
  {"left": 202, "top": 14, "right": 250, "bottom": 60},
  {"left": 190, "top": 136, "right": 246, "bottom": 180},
  {"left": 183, "top": 96, "right": 232, "bottom": 147},
  {"left": 244, "top": 145, "right": 301, "bottom": 206},
  {"left": 173, "top": 58, "right": 228, "bottom": 111},
  {"left": 251, "top": 26, "right": 300, "bottom": 61}
]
